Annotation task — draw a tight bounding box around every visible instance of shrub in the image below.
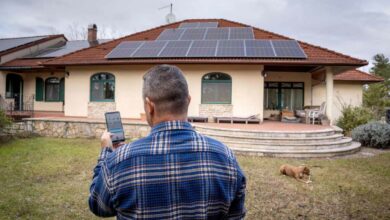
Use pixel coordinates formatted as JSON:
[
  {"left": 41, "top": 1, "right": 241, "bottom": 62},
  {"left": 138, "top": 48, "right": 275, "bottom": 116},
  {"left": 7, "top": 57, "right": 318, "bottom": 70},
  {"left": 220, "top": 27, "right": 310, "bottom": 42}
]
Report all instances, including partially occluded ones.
[
  {"left": 0, "top": 109, "right": 11, "bottom": 131},
  {"left": 352, "top": 122, "right": 390, "bottom": 149},
  {"left": 337, "top": 105, "right": 374, "bottom": 135}
]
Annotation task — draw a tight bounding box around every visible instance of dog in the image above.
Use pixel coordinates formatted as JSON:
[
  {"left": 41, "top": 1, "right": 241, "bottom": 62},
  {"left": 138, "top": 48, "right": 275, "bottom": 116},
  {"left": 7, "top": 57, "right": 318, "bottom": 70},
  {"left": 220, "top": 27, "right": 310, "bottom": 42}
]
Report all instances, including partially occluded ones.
[{"left": 280, "top": 164, "right": 312, "bottom": 184}]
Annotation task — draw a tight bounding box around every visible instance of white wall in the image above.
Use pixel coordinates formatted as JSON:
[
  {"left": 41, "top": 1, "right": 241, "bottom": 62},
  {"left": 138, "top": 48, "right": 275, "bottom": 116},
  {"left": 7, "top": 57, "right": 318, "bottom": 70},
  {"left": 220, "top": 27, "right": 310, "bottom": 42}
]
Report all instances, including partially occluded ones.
[
  {"left": 312, "top": 82, "right": 363, "bottom": 121},
  {"left": 65, "top": 64, "right": 264, "bottom": 119}
]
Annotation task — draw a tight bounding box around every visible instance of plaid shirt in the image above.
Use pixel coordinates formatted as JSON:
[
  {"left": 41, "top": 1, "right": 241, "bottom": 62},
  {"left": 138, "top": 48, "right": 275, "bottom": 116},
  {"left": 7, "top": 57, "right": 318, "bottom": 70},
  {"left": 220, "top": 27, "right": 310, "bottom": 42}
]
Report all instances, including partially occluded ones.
[{"left": 89, "top": 120, "right": 246, "bottom": 220}]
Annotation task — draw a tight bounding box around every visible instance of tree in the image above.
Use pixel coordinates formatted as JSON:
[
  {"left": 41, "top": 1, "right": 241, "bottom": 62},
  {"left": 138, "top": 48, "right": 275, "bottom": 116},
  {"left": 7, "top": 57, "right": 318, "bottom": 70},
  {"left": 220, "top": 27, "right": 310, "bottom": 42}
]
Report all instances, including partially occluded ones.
[{"left": 363, "top": 54, "right": 390, "bottom": 119}]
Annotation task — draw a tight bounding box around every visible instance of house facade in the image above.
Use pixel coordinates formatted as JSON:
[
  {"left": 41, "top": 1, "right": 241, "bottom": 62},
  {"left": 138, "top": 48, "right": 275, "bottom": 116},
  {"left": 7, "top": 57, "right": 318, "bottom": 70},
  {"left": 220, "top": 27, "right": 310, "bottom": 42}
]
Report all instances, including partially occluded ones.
[{"left": 0, "top": 19, "right": 383, "bottom": 123}]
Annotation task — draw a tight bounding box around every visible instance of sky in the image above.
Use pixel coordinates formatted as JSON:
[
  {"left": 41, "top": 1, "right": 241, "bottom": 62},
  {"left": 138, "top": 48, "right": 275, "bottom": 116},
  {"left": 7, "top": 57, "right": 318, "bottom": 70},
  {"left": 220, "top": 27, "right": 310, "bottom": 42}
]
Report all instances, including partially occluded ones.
[{"left": 0, "top": 0, "right": 389, "bottom": 70}]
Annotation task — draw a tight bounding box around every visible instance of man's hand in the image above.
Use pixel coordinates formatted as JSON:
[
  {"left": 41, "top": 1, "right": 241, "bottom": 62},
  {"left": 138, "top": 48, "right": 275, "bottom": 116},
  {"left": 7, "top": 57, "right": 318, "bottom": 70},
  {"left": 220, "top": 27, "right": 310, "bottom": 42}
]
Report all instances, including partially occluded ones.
[
  {"left": 101, "top": 130, "right": 126, "bottom": 150},
  {"left": 101, "top": 131, "right": 113, "bottom": 148}
]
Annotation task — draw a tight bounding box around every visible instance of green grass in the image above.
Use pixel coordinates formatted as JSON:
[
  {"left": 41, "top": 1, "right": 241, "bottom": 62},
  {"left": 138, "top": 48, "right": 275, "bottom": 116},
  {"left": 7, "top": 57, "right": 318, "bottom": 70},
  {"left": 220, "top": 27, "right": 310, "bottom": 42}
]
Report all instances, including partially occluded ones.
[{"left": 0, "top": 138, "right": 389, "bottom": 219}]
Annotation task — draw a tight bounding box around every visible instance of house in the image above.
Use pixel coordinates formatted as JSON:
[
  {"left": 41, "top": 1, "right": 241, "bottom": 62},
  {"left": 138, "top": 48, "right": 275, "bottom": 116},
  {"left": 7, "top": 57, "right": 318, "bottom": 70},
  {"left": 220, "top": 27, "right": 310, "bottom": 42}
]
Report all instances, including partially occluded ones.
[
  {"left": 0, "top": 19, "right": 383, "bottom": 124},
  {"left": 0, "top": 25, "right": 109, "bottom": 114}
]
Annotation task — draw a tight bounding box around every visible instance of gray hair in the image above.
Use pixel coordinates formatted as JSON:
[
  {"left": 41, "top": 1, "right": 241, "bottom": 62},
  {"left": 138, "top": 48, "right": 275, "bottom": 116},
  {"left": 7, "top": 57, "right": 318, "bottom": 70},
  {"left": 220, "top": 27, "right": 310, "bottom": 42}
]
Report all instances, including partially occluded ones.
[{"left": 143, "top": 65, "right": 189, "bottom": 115}]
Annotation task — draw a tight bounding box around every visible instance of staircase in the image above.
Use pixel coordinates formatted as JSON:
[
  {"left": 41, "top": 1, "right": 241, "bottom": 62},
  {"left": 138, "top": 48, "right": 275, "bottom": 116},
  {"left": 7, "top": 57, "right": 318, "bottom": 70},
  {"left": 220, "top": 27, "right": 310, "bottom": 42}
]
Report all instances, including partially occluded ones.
[{"left": 193, "top": 124, "right": 361, "bottom": 158}]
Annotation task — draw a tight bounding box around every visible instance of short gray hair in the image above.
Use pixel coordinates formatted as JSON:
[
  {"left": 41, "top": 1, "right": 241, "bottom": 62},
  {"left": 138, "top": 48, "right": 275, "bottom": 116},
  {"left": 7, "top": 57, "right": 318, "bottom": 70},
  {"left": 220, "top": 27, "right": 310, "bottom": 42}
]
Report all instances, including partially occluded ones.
[{"left": 143, "top": 65, "right": 189, "bottom": 114}]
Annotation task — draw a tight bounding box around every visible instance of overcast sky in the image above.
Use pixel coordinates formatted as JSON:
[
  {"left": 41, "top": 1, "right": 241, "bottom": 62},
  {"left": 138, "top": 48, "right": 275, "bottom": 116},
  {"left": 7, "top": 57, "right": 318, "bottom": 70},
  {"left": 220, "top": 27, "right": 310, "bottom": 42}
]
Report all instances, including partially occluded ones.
[{"left": 0, "top": 0, "right": 389, "bottom": 70}]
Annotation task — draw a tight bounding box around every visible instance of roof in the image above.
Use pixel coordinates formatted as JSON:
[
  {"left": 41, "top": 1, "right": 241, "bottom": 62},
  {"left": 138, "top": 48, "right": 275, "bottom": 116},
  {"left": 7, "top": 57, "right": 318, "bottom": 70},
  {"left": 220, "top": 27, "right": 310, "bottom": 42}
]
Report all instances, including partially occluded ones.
[
  {"left": 0, "top": 35, "right": 65, "bottom": 56},
  {"left": 335, "top": 69, "right": 384, "bottom": 83},
  {"left": 44, "top": 19, "right": 368, "bottom": 66},
  {"left": 0, "top": 39, "right": 111, "bottom": 70},
  {"left": 34, "top": 39, "right": 110, "bottom": 58}
]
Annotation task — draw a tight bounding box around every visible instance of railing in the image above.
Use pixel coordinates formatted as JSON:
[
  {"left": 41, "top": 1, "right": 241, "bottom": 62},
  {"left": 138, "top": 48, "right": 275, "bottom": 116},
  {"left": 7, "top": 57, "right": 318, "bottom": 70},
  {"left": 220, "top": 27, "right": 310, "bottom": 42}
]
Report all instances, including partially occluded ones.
[{"left": 0, "top": 95, "right": 35, "bottom": 121}]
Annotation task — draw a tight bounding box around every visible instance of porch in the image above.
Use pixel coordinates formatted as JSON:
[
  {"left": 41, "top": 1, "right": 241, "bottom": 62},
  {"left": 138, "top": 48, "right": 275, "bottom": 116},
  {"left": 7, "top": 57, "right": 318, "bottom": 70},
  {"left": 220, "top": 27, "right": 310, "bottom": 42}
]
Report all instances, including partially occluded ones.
[{"left": 6, "top": 115, "right": 361, "bottom": 157}]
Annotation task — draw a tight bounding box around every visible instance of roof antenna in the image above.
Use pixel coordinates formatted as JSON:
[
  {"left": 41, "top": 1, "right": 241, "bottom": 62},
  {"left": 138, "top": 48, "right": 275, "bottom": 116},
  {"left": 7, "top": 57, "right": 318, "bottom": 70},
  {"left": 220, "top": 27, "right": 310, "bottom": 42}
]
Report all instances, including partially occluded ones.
[{"left": 159, "top": 3, "right": 176, "bottom": 24}]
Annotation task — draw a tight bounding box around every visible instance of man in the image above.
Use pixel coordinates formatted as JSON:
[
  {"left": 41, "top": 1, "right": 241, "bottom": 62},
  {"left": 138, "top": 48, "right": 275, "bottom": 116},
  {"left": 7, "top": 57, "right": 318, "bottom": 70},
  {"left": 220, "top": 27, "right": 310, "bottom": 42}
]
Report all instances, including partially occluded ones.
[{"left": 89, "top": 65, "right": 246, "bottom": 219}]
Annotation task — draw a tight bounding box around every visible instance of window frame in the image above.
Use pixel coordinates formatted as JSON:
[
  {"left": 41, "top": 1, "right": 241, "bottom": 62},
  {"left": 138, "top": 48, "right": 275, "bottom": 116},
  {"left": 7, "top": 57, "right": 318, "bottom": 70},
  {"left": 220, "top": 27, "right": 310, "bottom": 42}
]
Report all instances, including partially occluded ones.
[
  {"left": 201, "top": 72, "right": 232, "bottom": 104},
  {"left": 45, "top": 77, "right": 61, "bottom": 102},
  {"left": 90, "top": 73, "right": 115, "bottom": 102},
  {"left": 264, "top": 82, "right": 304, "bottom": 110}
]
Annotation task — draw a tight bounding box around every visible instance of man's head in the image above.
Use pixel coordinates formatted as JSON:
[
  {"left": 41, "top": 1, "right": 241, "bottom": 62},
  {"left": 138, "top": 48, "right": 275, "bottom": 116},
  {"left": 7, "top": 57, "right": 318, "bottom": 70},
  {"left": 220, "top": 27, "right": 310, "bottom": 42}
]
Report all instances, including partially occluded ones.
[{"left": 142, "top": 65, "right": 191, "bottom": 126}]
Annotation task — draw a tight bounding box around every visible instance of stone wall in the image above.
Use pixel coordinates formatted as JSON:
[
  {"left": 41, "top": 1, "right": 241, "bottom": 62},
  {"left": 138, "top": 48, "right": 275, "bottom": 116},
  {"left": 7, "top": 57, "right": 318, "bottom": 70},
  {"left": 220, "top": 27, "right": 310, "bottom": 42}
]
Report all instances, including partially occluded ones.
[
  {"left": 88, "top": 102, "right": 116, "bottom": 118},
  {"left": 2, "top": 118, "right": 151, "bottom": 139},
  {"left": 199, "top": 104, "right": 233, "bottom": 122}
]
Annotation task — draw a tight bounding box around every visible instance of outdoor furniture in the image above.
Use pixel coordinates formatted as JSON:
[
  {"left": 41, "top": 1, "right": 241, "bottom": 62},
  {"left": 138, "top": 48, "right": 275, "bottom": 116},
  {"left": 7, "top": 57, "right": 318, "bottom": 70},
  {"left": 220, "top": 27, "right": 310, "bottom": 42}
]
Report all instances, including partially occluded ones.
[
  {"left": 308, "top": 102, "right": 326, "bottom": 124},
  {"left": 281, "top": 116, "right": 301, "bottom": 123},
  {"left": 188, "top": 116, "right": 208, "bottom": 123},
  {"left": 214, "top": 116, "right": 261, "bottom": 124}
]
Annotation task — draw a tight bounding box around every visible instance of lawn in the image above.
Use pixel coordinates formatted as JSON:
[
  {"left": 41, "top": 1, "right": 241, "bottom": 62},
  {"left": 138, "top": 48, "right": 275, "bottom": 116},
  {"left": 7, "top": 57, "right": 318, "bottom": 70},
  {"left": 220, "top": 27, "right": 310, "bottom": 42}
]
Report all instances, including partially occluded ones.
[{"left": 0, "top": 138, "right": 389, "bottom": 219}]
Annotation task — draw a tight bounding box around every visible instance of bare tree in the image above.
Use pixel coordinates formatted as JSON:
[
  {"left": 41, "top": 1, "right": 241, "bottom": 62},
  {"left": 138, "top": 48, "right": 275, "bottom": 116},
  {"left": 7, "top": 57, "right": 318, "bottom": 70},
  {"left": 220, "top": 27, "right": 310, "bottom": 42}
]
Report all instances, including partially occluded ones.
[{"left": 66, "top": 22, "right": 123, "bottom": 40}]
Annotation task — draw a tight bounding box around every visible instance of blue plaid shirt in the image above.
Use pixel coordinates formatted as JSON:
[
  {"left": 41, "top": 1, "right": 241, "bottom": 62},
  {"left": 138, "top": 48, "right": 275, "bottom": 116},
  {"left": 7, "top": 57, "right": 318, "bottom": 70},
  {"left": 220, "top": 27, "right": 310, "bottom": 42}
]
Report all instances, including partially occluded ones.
[{"left": 89, "top": 120, "right": 246, "bottom": 219}]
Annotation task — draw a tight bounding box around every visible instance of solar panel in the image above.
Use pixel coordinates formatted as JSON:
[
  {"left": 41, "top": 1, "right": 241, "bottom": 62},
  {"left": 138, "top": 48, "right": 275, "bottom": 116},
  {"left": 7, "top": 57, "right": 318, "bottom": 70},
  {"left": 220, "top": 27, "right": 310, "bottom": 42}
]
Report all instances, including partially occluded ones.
[
  {"left": 180, "top": 28, "right": 207, "bottom": 40},
  {"left": 187, "top": 40, "right": 217, "bottom": 57},
  {"left": 178, "top": 22, "right": 218, "bottom": 28},
  {"left": 156, "top": 29, "right": 185, "bottom": 40},
  {"left": 205, "top": 28, "right": 229, "bottom": 40},
  {"left": 245, "top": 40, "right": 275, "bottom": 57},
  {"left": 271, "top": 40, "right": 306, "bottom": 58},
  {"left": 216, "top": 40, "right": 245, "bottom": 57},
  {"left": 105, "top": 42, "right": 144, "bottom": 58},
  {"left": 132, "top": 41, "right": 167, "bottom": 57},
  {"left": 106, "top": 39, "right": 307, "bottom": 59},
  {"left": 159, "top": 41, "right": 192, "bottom": 57},
  {"left": 229, "top": 27, "right": 254, "bottom": 39},
  {"left": 197, "top": 22, "right": 219, "bottom": 28}
]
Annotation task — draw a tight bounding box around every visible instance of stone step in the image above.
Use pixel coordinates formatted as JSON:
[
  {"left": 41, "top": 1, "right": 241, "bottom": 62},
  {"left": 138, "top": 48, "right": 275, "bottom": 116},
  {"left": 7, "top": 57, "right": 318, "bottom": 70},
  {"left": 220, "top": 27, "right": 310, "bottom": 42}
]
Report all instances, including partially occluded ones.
[
  {"left": 200, "top": 132, "right": 344, "bottom": 144},
  {"left": 221, "top": 137, "right": 353, "bottom": 151},
  {"left": 230, "top": 142, "right": 362, "bottom": 158},
  {"left": 194, "top": 125, "right": 341, "bottom": 138}
]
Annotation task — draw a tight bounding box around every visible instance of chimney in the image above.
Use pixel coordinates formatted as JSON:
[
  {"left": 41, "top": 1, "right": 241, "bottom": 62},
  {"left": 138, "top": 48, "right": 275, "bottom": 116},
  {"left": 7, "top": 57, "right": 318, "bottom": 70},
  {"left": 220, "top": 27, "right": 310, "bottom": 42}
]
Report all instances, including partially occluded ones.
[{"left": 88, "top": 24, "right": 98, "bottom": 46}]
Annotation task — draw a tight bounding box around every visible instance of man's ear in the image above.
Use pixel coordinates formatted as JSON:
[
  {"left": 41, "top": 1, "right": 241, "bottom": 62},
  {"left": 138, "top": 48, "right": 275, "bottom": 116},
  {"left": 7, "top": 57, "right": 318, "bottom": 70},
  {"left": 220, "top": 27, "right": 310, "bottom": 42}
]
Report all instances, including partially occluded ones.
[
  {"left": 145, "top": 97, "right": 155, "bottom": 115},
  {"left": 187, "top": 95, "right": 191, "bottom": 105}
]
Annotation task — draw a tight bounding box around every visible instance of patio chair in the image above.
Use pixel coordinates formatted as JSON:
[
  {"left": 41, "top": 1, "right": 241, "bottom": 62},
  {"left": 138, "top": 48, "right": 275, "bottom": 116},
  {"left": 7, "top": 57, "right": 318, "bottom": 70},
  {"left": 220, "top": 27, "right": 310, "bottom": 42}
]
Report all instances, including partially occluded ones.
[{"left": 307, "top": 102, "right": 326, "bottom": 124}]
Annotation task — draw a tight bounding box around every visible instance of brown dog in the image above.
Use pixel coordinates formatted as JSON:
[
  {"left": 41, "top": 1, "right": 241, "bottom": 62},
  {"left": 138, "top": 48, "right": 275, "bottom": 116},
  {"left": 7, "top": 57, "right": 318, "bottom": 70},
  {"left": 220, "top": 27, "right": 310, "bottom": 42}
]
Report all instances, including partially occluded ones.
[{"left": 280, "top": 164, "right": 312, "bottom": 184}]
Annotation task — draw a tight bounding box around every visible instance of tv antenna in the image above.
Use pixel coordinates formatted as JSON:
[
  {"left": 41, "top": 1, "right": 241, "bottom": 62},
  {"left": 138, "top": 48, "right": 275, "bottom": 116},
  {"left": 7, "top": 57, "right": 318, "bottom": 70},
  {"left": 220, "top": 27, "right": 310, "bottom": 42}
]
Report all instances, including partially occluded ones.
[{"left": 159, "top": 3, "right": 176, "bottom": 24}]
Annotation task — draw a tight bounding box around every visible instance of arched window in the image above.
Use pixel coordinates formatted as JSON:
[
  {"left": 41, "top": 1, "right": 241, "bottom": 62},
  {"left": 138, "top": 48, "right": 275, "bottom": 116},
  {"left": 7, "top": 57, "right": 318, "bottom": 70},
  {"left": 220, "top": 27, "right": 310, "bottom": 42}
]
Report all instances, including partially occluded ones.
[
  {"left": 90, "top": 73, "right": 115, "bottom": 102},
  {"left": 201, "top": 72, "right": 232, "bottom": 104},
  {"left": 45, "top": 77, "right": 61, "bottom": 101}
]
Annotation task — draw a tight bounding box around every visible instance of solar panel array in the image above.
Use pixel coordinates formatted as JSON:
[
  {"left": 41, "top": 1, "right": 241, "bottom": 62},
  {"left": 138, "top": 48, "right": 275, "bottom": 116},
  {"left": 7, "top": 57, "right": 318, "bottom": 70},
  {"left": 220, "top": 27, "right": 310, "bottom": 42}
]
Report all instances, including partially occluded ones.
[
  {"left": 178, "top": 22, "right": 218, "bottom": 28},
  {"left": 106, "top": 39, "right": 307, "bottom": 59},
  {"left": 157, "top": 27, "right": 254, "bottom": 41}
]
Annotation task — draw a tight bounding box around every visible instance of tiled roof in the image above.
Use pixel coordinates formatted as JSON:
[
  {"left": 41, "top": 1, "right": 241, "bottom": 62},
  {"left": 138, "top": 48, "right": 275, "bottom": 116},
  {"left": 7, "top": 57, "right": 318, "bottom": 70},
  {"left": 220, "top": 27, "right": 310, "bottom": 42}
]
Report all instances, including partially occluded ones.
[
  {"left": 335, "top": 69, "right": 384, "bottom": 83},
  {"left": 0, "top": 35, "right": 65, "bottom": 56},
  {"left": 44, "top": 19, "right": 368, "bottom": 66},
  {"left": 0, "top": 58, "right": 51, "bottom": 69}
]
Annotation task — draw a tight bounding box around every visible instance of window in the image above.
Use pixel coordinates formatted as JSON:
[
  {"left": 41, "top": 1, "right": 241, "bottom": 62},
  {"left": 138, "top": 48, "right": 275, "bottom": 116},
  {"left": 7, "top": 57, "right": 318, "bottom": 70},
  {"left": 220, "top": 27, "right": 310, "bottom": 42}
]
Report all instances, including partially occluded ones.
[
  {"left": 264, "top": 82, "right": 304, "bottom": 110},
  {"left": 45, "top": 77, "right": 60, "bottom": 101},
  {"left": 201, "top": 72, "right": 232, "bottom": 104},
  {"left": 90, "top": 73, "right": 115, "bottom": 102}
]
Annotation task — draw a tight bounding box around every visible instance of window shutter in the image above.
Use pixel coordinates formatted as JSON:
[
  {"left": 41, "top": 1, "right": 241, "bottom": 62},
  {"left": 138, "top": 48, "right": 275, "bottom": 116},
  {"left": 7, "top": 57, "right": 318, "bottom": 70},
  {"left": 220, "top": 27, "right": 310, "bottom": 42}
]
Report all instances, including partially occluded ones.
[
  {"left": 35, "top": 77, "right": 44, "bottom": 101},
  {"left": 59, "top": 78, "right": 65, "bottom": 102}
]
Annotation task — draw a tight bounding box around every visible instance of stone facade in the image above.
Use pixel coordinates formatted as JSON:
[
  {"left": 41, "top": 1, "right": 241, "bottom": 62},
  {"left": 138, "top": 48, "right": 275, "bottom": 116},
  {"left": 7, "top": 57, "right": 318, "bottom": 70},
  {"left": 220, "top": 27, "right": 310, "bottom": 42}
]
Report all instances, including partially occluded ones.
[
  {"left": 88, "top": 102, "right": 116, "bottom": 118},
  {"left": 199, "top": 104, "right": 233, "bottom": 122},
  {"left": 2, "top": 118, "right": 151, "bottom": 139}
]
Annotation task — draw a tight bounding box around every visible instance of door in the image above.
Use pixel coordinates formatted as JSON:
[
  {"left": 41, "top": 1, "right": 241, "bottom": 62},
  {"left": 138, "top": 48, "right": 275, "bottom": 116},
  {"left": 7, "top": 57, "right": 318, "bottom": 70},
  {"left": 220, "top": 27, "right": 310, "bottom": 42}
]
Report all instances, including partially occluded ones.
[{"left": 6, "top": 74, "right": 23, "bottom": 111}]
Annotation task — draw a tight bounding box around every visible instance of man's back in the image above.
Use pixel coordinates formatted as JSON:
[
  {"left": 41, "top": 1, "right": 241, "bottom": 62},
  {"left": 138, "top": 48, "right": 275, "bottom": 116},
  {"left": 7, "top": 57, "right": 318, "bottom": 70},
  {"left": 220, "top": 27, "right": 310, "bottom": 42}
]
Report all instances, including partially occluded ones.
[{"left": 89, "top": 121, "right": 246, "bottom": 219}]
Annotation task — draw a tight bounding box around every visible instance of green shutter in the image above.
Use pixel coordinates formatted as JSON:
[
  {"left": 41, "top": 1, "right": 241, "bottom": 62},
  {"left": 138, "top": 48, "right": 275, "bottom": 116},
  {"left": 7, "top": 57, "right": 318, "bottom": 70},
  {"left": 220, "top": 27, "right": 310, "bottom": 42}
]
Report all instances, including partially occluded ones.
[
  {"left": 59, "top": 78, "right": 65, "bottom": 102},
  {"left": 35, "top": 77, "right": 44, "bottom": 101}
]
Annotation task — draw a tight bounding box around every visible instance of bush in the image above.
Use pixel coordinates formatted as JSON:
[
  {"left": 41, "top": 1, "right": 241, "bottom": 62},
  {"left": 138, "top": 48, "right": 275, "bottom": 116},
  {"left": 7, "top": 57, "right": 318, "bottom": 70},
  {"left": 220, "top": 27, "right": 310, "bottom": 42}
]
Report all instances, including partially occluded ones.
[
  {"left": 0, "top": 109, "right": 11, "bottom": 131},
  {"left": 337, "top": 105, "right": 374, "bottom": 135},
  {"left": 352, "top": 122, "right": 390, "bottom": 149}
]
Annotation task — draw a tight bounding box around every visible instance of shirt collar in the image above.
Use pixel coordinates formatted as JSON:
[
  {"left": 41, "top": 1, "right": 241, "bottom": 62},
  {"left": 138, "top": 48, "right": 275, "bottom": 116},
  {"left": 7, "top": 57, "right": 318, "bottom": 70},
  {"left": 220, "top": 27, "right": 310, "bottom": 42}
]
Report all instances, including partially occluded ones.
[{"left": 151, "top": 120, "right": 194, "bottom": 134}]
